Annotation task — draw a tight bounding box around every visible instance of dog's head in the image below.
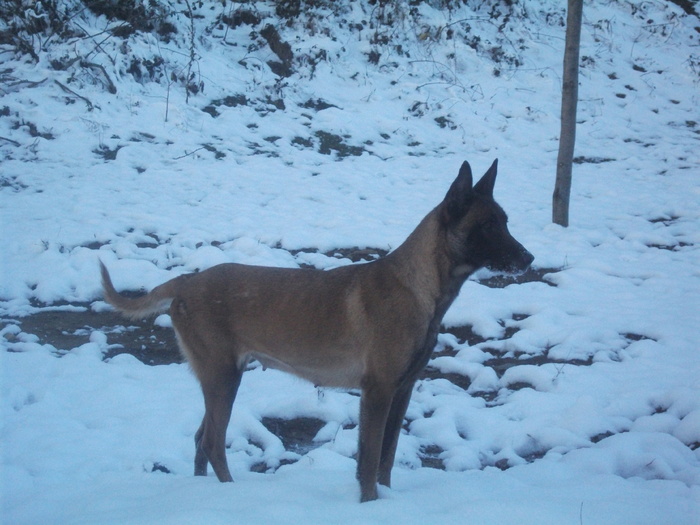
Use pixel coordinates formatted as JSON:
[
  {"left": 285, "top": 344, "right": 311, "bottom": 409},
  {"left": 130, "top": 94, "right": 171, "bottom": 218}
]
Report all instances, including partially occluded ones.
[{"left": 440, "top": 159, "right": 534, "bottom": 275}]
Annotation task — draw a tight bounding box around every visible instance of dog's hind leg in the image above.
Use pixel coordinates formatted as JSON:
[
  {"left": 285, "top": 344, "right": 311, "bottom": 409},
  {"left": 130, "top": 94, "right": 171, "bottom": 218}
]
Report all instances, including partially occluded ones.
[
  {"left": 193, "top": 419, "right": 208, "bottom": 476},
  {"left": 196, "top": 363, "right": 243, "bottom": 482}
]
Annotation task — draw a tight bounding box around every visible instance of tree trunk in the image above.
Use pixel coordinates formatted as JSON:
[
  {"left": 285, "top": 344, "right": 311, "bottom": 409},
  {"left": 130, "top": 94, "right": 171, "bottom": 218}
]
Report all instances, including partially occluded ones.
[{"left": 553, "top": 0, "right": 583, "bottom": 227}]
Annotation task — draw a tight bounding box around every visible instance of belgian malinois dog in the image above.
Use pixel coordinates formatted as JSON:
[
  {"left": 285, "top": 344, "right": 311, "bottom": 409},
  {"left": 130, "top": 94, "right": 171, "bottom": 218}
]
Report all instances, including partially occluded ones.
[{"left": 101, "top": 159, "right": 533, "bottom": 502}]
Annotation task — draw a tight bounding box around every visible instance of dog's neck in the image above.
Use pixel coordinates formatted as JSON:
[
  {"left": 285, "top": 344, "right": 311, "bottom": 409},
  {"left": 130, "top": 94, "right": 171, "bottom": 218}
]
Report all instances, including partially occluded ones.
[{"left": 384, "top": 207, "right": 473, "bottom": 308}]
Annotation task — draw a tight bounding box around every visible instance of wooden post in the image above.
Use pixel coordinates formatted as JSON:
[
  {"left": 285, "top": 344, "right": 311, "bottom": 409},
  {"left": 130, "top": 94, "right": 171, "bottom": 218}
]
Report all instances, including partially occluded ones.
[{"left": 553, "top": 0, "right": 583, "bottom": 227}]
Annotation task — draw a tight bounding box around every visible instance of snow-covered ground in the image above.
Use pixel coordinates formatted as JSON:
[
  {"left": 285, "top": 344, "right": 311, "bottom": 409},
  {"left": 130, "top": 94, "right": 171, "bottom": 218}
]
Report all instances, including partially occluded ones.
[{"left": 1, "top": 1, "right": 699, "bottom": 523}]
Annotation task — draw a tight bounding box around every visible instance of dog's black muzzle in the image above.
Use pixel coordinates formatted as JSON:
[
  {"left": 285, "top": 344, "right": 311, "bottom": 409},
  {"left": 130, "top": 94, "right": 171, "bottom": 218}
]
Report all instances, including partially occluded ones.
[{"left": 487, "top": 242, "right": 534, "bottom": 274}]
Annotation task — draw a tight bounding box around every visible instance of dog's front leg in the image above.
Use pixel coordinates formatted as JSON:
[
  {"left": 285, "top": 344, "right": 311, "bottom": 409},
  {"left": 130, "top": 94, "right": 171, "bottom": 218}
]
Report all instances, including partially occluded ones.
[
  {"left": 356, "top": 379, "right": 394, "bottom": 502},
  {"left": 377, "top": 379, "right": 416, "bottom": 488}
]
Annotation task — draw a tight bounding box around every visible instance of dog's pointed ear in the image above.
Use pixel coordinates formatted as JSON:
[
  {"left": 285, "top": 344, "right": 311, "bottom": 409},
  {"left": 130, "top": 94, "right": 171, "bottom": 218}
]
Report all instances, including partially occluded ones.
[
  {"left": 474, "top": 159, "right": 498, "bottom": 196},
  {"left": 457, "top": 161, "right": 473, "bottom": 188},
  {"left": 442, "top": 161, "right": 473, "bottom": 224}
]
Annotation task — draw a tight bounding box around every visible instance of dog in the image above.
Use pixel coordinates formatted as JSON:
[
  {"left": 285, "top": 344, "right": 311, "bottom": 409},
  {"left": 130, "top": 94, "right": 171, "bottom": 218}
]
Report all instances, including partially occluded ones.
[{"left": 101, "top": 159, "right": 533, "bottom": 502}]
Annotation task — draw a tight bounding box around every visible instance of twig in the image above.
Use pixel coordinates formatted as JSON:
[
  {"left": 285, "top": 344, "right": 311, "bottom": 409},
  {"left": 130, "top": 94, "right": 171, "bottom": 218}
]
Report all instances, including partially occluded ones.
[
  {"left": 81, "top": 61, "right": 117, "bottom": 94},
  {"left": 1, "top": 77, "right": 47, "bottom": 95},
  {"left": 154, "top": 39, "right": 173, "bottom": 122},
  {"left": 54, "top": 80, "right": 94, "bottom": 111},
  {"left": 165, "top": 78, "right": 171, "bottom": 123},
  {"left": 43, "top": 4, "right": 90, "bottom": 50},
  {"left": 73, "top": 20, "right": 117, "bottom": 66},
  {"left": 66, "top": 25, "right": 110, "bottom": 45},
  {"left": 222, "top": 2, "right": 234, "bottom": 44},
  {"left": 433, "top": 16, "right": 491, "bottom": 40},
  {"left": 0, "top": 136, "right": 21, "bottom": 147},
  {"left": 183, "top": 0, "right": 197, "bottom": 103},
  {"left": 173, "top": 147, "right": 205, "bottom": 160}
]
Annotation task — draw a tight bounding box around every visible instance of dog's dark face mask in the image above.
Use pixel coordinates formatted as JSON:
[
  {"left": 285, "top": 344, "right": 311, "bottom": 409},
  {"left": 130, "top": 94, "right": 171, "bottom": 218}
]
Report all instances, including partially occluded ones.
[{"left": 441, "top": 160, "right": 534, "bottom": 275}]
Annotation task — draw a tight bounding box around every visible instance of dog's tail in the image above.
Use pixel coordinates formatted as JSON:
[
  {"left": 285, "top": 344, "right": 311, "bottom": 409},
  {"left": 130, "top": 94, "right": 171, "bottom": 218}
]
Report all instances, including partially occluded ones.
[{"left": 100, "top": 261, "right": 178, "bottom": 320}]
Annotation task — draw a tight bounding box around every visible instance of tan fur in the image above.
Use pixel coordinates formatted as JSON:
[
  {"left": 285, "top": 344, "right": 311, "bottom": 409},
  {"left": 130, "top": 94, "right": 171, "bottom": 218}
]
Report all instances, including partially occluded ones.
[{"left": 101, "top": 160, "right": 533, "bottom": 502}]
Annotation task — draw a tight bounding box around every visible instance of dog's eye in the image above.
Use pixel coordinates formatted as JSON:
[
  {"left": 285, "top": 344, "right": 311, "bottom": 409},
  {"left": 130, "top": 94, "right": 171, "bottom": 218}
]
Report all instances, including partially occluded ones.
[
  {"left": 482, "top": 214, "right": 508, "bottom": 230},
  {"left": 481, "top": 217, "right": 499, "bottom": 230}
]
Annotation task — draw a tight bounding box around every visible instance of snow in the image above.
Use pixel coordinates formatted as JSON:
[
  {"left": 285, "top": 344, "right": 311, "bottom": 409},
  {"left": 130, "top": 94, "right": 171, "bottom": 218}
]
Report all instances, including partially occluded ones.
[{"left": 1, "top": 1, "right": 699, "bottom": 523}]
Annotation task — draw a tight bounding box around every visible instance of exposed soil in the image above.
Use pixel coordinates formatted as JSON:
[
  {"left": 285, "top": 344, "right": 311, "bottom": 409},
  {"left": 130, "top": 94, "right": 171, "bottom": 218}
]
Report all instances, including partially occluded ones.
[{"left": 6, "top": 307, "right": 181, "bottom": 366}]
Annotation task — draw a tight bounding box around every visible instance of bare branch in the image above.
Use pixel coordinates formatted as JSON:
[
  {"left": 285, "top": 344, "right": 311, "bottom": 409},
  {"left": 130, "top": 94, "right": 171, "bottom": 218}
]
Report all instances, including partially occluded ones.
[{"left": 54, "top": 80, "right": 94, "bottom": 111}]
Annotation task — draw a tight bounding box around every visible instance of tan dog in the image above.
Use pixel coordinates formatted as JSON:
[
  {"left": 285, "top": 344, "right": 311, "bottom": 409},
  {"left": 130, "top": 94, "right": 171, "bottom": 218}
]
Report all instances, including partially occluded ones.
[{"left": 101, "top": 160, "right": 533, "bottom": 502}]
